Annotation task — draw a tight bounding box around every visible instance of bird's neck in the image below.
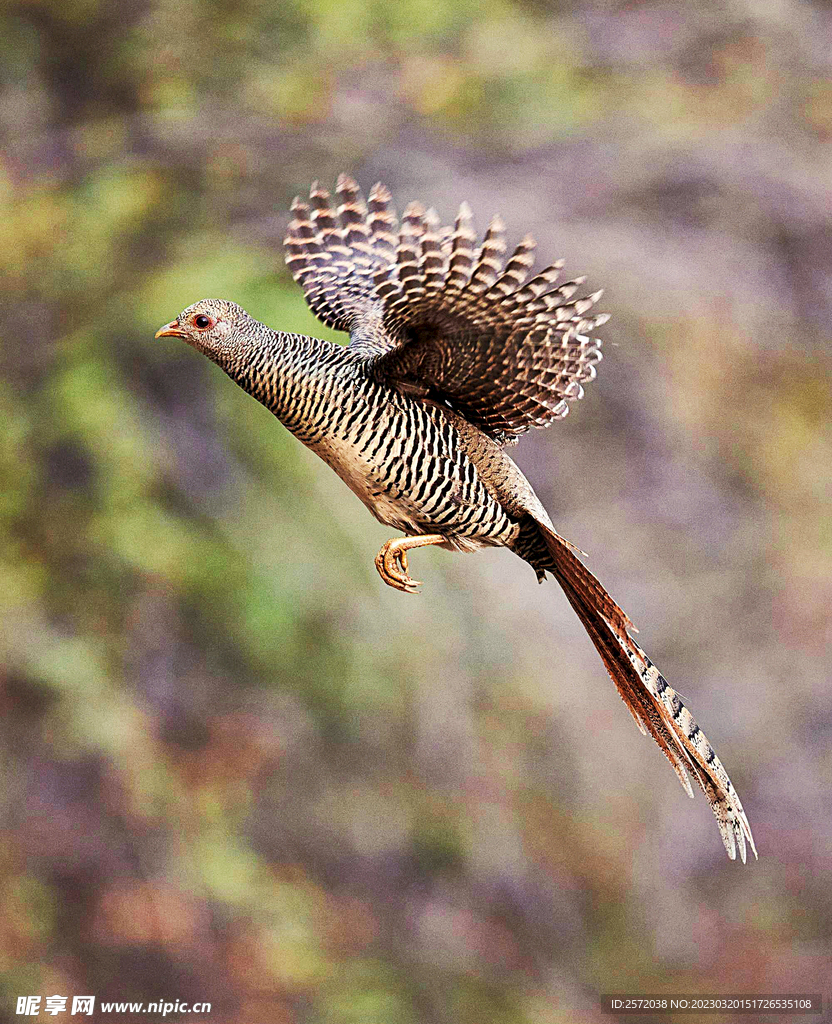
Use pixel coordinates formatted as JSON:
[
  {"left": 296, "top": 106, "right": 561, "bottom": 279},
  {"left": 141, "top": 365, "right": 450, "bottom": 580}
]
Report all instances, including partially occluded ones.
[{"left": 220, "top": 328, "right": 358, "bottom": 444}]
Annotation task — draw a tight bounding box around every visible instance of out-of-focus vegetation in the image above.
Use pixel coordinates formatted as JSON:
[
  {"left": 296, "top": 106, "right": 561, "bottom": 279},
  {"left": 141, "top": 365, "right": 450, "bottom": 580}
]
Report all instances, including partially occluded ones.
[{"left": 1, "top": 0, "right": 831, "bottom": 1021}]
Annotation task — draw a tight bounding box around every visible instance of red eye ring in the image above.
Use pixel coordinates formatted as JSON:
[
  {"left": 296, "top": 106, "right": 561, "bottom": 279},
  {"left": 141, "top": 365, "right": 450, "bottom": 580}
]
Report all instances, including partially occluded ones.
[{"left": 194, "top": 314, "right": 213, "bottom": 329}]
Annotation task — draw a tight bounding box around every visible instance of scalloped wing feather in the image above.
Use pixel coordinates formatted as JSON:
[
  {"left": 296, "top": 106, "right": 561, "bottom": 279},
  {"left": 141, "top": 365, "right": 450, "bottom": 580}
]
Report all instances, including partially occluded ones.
[{"left": 284, "top": 176, "right": 608, "bottom": 440}]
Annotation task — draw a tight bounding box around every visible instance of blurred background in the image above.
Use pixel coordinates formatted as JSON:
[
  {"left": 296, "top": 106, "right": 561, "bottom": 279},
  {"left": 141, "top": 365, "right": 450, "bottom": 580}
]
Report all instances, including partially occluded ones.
[{"left": 1, "top": 0, "right": 831, "bottom": 1021}]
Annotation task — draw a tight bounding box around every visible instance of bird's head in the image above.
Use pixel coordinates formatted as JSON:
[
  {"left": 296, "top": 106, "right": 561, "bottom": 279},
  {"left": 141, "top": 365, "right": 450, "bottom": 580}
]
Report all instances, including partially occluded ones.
[{"left": 155, "top": 298, "right": 253, "bottom": 366}]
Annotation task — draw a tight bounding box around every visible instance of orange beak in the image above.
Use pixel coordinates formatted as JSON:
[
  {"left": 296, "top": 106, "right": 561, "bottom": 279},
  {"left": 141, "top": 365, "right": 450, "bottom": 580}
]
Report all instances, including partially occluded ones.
[{"left": 155, "top": 320, "right": 186, "bottom": 339}]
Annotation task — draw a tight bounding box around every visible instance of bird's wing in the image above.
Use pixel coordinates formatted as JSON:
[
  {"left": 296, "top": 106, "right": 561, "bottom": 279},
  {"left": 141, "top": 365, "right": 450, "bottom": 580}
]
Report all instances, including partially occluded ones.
[
  {"left": 284, "top": 175, "right": 396, "bottom": 344},
  {"left": 284, "top": 175, "right": 607, "bottom": 441}
]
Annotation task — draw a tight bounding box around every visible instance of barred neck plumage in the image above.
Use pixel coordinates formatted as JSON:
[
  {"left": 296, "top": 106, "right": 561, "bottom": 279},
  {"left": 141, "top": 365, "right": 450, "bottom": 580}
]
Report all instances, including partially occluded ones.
[{"left": 216, "top": 325, "right": 364, "bottom": 444}]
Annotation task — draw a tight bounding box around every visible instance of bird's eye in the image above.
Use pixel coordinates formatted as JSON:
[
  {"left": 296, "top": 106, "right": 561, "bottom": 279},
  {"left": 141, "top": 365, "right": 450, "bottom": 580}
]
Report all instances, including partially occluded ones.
[{"left": 194, "top": 314, "right": 213, "bottom": 329}]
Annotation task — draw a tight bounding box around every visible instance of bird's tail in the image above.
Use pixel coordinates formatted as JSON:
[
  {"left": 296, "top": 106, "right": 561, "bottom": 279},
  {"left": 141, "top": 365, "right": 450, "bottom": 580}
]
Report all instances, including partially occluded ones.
[{"left": 540, "top": 524, "right": 756, "bottom": 862}]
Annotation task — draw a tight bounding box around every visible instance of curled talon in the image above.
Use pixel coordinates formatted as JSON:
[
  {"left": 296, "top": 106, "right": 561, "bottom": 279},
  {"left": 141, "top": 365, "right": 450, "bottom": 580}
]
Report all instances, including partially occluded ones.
[
  {"left": 374, "top": 534, "right": 446, "bottom": 594},
  {"left": 378, "top": 544, "right": 421, "bottom": 593}
]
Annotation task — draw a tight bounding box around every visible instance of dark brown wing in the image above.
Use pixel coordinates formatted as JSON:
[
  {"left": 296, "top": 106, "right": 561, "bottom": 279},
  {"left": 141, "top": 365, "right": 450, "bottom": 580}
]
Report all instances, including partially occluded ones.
[{"left": 284, "top": 176, "right": 608, "bottom": 440}]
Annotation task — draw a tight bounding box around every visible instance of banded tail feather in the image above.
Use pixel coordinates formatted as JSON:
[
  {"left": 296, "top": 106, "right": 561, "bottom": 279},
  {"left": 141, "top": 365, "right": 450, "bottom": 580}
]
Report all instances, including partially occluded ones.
[{"left": 541, "top": 527, "right": 756, "bottom": 862}]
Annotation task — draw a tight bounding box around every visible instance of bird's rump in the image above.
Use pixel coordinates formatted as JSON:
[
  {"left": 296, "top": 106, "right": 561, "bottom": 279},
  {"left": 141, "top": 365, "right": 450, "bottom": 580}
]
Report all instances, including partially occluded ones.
[{"left": 284, "top": 174, "right": 609, "bottom": 442}]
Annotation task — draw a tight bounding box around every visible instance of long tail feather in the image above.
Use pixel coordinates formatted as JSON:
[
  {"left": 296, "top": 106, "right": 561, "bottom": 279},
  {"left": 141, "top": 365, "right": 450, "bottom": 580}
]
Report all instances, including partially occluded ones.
[{"left": 542, "top": 528, "right": 756, "bottom": 862}]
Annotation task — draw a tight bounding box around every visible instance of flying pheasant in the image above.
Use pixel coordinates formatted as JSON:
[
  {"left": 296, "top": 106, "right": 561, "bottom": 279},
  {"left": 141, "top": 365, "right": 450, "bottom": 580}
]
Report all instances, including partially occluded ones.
[{"left": 156, "top": 174, "right": 756, "bottom": 862}]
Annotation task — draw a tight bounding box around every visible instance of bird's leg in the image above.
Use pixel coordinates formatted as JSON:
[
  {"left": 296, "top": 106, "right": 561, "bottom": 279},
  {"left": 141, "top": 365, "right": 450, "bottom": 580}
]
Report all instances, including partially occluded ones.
[{"left": 374, "top": 534, "right": 447, "bottom": 594}]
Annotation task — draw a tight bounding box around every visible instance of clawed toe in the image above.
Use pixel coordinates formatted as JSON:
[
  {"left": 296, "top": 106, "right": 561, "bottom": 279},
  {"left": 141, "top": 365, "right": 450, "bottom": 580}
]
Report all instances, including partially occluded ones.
[
  {"left": 375, "top": 544, "right": 422, "bottom": 594},
  {"left": 373, "top": 534, "right": 446, "bottom": 594}
]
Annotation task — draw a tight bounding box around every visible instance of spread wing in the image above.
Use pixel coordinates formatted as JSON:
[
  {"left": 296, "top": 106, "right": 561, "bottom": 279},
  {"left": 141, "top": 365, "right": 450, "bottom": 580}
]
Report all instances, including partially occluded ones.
[{"left": 284, "top": 175, "right": 608, "bottom": 442}]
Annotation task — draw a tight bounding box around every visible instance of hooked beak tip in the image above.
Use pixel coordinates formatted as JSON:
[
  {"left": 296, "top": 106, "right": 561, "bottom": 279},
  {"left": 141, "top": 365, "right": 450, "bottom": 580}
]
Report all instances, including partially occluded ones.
[{"left": 155, "top": 320, "right": 184, "bottom": 339}]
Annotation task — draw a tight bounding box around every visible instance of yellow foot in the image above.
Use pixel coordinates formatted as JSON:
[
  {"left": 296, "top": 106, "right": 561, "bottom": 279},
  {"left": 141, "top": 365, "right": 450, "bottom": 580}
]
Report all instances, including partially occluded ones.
[{"left": 374, "top": 534, "right": 447, "bottom": 595}]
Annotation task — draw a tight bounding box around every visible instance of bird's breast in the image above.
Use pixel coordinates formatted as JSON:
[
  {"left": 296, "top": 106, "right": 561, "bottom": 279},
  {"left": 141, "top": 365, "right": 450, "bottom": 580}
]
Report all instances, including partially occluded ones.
[{"left": 272, "top": 359, "right": 518, "bottom": 545}]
